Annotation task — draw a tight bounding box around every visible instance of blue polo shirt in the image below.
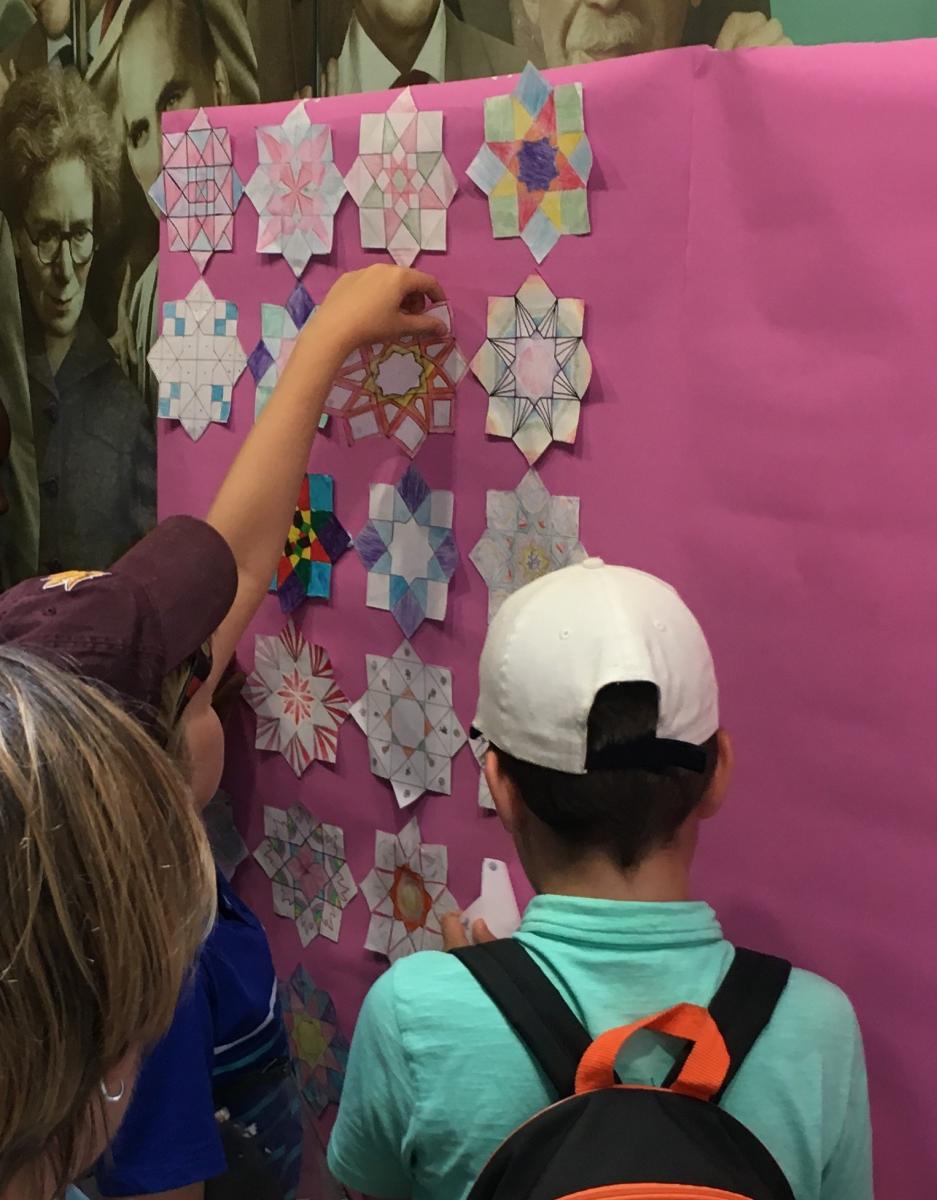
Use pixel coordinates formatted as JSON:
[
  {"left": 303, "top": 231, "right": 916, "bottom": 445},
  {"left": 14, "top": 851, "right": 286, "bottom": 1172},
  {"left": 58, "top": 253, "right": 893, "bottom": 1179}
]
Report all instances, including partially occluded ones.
[
  {"left": 97, "top": 873, "right": 300, "bottom": 1196},
  {"left": 329, "top": 897, "right": 873, "bottom": 1200}
]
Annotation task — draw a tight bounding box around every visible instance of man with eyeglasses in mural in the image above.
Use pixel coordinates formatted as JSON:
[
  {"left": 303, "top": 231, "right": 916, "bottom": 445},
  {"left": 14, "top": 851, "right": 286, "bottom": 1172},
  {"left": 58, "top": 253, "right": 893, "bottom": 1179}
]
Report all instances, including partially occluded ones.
[{"left": 0, "top": 64, "right": 155, "bottom": 582}]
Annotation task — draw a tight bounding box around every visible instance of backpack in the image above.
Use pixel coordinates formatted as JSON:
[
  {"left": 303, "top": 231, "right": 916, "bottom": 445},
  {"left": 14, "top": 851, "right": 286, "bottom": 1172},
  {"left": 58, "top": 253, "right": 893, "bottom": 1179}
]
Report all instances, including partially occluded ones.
[{"left": 452, "top": 940, "right": 796, "bottom": 1200}]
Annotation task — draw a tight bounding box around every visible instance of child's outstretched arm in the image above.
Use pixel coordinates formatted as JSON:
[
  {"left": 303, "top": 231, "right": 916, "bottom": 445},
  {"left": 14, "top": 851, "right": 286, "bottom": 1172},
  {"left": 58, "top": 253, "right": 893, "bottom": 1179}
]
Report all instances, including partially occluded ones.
[{"left": 202, "top": 265, "right": 445, "bottom": 694}]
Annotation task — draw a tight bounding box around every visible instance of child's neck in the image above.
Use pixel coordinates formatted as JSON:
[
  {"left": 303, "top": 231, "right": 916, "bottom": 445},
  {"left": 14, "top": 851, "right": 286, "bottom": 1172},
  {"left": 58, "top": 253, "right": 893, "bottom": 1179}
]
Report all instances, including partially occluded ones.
[{"left": 534, "top": 845, "right": 693, "bottom": 904}]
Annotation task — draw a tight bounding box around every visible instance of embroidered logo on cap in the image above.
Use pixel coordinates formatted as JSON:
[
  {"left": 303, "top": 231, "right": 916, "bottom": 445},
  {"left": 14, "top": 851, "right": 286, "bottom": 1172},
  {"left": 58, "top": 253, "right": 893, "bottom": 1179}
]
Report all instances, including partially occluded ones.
[{"left": 41, "top": 570, "right": 112, "bottom": 593}]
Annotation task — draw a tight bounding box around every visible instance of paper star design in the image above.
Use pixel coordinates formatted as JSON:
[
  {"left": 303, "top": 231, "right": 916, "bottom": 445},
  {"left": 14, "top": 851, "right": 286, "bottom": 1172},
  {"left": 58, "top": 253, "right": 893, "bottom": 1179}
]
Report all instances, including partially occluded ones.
[
  {"left": 352, "top": 640, "right": 467, "bottom": 808},
  {"left": 254, "top": 803, "right": 357, "bottom": 947},
  {"left": 148, "top": 279, "right": 247, "bottom": 441},
  {"left": 325, "top": 301, "right": 467, "bottom": 457},
  {"left": 355, "top": 465, "right": 457, "bottom": 638},
  {"left": 471, "top": 273, "right": 592, "bottom": 465},
  {"left": 344, "top": 87, "right": 458, "bottom": 267},
  {"left": 360, "top": 816, "right": 458, "bottom": 961},
  {"left": 471, "top": 732, "right": 495, "bottom": 812},
  {"left": 248, "top": 283, "right": 326, "bottom": 428},
  {"left": 272, "top": 474, "right": 350, "bottom": 614},
  {"left": 470, "top": 469, "right": 587, "bottom": 622},
  {"left": 245, "top": 101, "right": 347, "bottom": 277},
  {"left": 467, "top": 63, "right": 593, "bottom": 264},
  {"left": 150, "top": 107, "right": 244, "bottom": 272},
  {"left": 244, "top": 622, "right": 350, "bottom": 776},
  {"left": 280, "top": 965, "right": 349, "bottom": 1115}
]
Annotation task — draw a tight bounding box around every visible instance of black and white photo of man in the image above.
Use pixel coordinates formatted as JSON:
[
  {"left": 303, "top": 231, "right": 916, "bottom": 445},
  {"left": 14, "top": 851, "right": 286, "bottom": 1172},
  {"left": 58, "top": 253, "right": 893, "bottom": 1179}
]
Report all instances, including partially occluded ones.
[{"left": 319, "top": 0, "right": 525, "bottom": 94}]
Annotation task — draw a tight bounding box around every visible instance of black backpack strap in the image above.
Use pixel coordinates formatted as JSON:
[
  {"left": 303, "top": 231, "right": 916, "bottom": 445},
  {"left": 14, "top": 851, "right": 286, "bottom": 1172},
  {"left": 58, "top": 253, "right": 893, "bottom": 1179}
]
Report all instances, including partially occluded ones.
[
  {"left": 663, "top": 946, "right": 792, "bottom": 1101},
  {"left": 451, "top": 939, "right": 591, "bottom": 1099}
]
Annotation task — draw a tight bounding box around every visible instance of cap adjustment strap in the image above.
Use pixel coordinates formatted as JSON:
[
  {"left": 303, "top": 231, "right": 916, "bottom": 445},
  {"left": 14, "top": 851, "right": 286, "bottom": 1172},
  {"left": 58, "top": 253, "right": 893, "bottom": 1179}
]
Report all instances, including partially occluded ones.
[{"left": 586, "top": 734, "right": 708, "bottom": 774}]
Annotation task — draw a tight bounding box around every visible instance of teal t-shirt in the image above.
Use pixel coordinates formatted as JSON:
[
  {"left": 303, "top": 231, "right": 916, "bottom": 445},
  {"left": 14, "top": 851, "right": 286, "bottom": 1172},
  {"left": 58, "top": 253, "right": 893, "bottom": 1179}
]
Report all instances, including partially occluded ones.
[{"left": 329, "top": 897, "right": 873, "bottom": 1200}]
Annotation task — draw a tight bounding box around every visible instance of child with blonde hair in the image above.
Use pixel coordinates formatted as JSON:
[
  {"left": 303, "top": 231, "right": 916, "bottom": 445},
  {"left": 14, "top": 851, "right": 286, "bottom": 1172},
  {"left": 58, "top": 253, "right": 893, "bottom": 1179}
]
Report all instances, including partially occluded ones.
[
  {"left": 0, "top": 647, "right": 216, "bottom": 1200},
  {"left": 0, "top": 264, "right": 445, "bottom": 1200}
]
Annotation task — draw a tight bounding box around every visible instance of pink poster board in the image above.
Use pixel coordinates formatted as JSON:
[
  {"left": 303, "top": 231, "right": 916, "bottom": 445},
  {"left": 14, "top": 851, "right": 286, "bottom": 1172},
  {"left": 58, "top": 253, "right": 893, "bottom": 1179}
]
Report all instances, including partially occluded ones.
[{"left": 159, "top": 41, "right": 937, "bottom": 1195}]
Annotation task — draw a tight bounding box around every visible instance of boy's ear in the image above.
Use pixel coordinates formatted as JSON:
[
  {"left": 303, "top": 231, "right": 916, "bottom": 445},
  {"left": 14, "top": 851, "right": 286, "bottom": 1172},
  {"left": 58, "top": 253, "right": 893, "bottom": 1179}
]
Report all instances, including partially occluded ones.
[
  {"left": 698, "top": 728, "right": 733, "bottom": 820},
  {"left": 485, "top": 748, "right": 524, "bottom": 836}
]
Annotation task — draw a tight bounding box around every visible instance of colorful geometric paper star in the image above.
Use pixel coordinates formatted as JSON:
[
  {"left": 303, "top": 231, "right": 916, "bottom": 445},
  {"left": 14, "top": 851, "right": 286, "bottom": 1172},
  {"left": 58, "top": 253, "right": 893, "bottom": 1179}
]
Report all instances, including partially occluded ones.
[
  {"left": 471, "top": 273, "right": 592, "bottom": 465},
  {"left": 355, "top": 465, "right": 457, "bottom": 638},
  {"left": 272, "top": 474, "right": 350, "bottom": 614},
  {"left": 150, "top": 107, "right": 244, "bottom": 272},
  {"left": 254, "top": 804, "right": 357, "bottom": 947},
  {"left": 470, "top": 469, "right": 587, "bottom": 622},
  {"left": 325, "top": 302, "right": 467, "bottom": 457},
  {"left": 344, "top": 87, "right": 458, "bottom": 267},
  {"left": 148, "top": 279, "right": 247, "bottom": 441},
  {"left": 248, "top": 283, "right": 323, "bottom": 423},
  {"left": 467, "top": 63, "right": 593, "bottom": 263},
  {"left": 244, "top": 622, "right": 350, "bottom": 776},
  {"left": 352, "top": 640, "right": 467, "bottom": 808},
  {"left": 360, "top": 816, "right": 458, "bottom": 961},
  {"left": 280, "top": 964, "right": 349, "bottom": 1115},
  {"left": 244, "top": 101, "right": 347, "bottom": 277}
]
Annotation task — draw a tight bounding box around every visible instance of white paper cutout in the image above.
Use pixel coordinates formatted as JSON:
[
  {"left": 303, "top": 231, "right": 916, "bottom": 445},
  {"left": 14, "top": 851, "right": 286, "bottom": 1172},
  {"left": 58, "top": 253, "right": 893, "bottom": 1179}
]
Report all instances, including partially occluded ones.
[
  {"left": 345, "top": 88, "right": 458, "bottom": 266},
  {"left": 352, "top": 640, "right": 467, "bottom": 808},
  {"left": 150, "top": 107, "right": 243, "bottom": 272},
  {"left": 470, "top": 469, "right": 587, "bottom": 622},
  {"left": 245, "top": 101, "right": 347, "bottom": 277},
  {"left": 244, "top": 621, "right": 350, "bottom": 777},
  {"left": 148, "top": 279, "right": 247, "bottom": 441},
  {"left": 355, "top": 464, "right": 458, "bottom": 638},
  {"left": 471, "top": 274, "right": 592, "bottom": 465},
  {"left": 254, "top": 804, "right": 357, "bottom": 947},
  {"left": 360, "top": 816, "right": 458, "bottom": 961},
  {"left": 325, "top": 300, "right": 467, "bottom": 457},
  {"left": 462, "top": 859, "right": 521, "bottom": 941}
]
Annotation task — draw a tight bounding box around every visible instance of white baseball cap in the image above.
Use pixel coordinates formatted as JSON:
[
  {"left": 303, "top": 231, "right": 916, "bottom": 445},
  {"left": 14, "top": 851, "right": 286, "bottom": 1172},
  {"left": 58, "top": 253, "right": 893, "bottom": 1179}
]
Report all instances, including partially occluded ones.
[{"left": 473, "top": 558, "right": 719, "bottom": 775}]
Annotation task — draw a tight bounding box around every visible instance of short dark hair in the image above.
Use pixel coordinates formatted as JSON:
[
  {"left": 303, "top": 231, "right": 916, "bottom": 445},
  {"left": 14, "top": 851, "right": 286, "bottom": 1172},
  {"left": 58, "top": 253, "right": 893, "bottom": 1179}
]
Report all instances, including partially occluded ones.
[
  {"left": 122, "top": 0, "right": 217, "bottom": 73},
  {"left": 0, "top": 67, "right": 118, "bottom": 230},
  {"left": 494, "top": 683, "right": 718, "bottom": 872}
]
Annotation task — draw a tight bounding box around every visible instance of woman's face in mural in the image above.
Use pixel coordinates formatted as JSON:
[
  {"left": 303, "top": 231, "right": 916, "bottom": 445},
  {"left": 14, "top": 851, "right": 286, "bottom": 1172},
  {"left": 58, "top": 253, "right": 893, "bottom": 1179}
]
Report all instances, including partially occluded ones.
[{"left": 15, "top": 158, "right": 94, "bottom": 342}]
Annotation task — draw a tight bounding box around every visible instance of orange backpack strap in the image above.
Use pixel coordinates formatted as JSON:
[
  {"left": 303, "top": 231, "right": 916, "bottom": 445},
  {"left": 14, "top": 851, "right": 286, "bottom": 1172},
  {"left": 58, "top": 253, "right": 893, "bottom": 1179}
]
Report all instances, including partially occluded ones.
[
  {"left": 575, "top": 1004, "right": 731, "bottom": 1102},
  {"left": 663, "top": 947, "right": 792, "bottom": 1103}
]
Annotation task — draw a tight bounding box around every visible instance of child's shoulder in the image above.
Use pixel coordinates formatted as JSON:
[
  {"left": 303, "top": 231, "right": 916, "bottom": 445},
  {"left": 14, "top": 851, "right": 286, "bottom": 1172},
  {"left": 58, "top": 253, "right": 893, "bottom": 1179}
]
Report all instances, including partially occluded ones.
[
  {"left": 366, "top": 948, "right": 481, "bottom": 1028},
  {"left": 773, "top": 963, "right": 863, "bottom": 1053},
  {"left": 785, "top": 964, "right": 858, "bottom": 1018}
]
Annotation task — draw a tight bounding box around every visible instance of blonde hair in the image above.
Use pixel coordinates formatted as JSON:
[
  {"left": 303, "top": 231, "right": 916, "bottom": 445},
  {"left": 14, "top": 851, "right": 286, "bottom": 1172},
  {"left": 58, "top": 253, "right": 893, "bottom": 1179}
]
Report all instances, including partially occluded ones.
[
  {"left": 0, "top": 647, "right": 216, "bottom": 1193},
  {"left": 159, "top": 659, "right": 193, "bottom": 759}
]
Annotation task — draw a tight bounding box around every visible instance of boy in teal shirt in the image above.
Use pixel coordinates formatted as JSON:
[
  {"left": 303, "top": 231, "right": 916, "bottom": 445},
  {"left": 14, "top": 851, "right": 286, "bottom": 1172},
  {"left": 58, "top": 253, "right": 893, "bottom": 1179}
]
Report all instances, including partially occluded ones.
[{"left": 329, "top": 561, "right": 873, "bottom": 1200}]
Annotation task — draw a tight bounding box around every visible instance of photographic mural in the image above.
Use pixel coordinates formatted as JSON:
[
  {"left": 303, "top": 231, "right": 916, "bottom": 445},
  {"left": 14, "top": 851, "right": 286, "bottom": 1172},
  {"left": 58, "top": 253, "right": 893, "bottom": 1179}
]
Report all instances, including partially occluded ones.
[{"left": 0, "top": 0, "right": 929, "bottom": 585}]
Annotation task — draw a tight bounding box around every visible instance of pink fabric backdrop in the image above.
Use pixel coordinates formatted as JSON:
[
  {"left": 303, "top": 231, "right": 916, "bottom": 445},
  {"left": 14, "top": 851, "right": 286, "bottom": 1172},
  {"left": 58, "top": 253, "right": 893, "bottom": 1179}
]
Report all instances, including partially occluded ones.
[{"left": 159, "top": 41, "right": 937, "bottom": 1195}]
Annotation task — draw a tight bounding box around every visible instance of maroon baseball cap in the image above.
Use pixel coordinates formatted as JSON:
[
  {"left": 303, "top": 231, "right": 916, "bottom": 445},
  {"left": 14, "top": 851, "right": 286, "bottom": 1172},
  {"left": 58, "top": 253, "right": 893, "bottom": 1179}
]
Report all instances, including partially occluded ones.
[{"left": 0, "top": 516, "right": 238, "bottom": 719}]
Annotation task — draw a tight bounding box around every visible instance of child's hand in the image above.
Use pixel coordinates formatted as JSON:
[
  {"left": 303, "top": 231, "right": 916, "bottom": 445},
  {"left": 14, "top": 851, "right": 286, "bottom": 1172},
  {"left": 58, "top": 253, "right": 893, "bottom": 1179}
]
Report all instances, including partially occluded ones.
[
  {"left": 311, "top": 265, "right": 447, "bottom": 364},
  {"left": 441, "top": 911, "right": 496, "bottom": 951}
]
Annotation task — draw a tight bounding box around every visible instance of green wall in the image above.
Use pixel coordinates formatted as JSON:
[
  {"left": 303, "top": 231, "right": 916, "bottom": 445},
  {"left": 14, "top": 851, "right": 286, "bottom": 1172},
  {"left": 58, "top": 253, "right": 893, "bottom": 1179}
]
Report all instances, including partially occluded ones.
[{"left": 774, "top": 0, "right": 937, "bottom": 45}]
